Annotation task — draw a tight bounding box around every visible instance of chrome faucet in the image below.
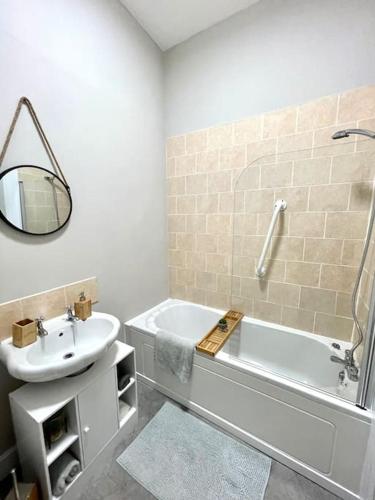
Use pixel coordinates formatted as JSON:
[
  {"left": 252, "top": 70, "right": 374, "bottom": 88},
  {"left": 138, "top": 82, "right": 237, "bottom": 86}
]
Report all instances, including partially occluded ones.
[
  {"left": 66, "top": 305, "right": 79, "bottom": 323},
  {"left": 330, "top": 349, "right": 359, "bottom": 382},
  {"left": 35, "top": 316, "right": 48, "bottom": 337}
]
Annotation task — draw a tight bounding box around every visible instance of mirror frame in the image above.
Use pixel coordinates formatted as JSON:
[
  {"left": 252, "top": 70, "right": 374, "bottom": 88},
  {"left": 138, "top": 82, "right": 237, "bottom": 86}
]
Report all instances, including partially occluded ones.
[{"left": 0, "top": 164, "right": 73, "bottom": 236}]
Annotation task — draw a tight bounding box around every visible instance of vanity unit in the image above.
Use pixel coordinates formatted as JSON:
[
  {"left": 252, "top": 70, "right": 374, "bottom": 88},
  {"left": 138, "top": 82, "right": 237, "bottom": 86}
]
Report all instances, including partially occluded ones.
[{"left": 9, "top": 341, "right": 137, "bottom": 499}]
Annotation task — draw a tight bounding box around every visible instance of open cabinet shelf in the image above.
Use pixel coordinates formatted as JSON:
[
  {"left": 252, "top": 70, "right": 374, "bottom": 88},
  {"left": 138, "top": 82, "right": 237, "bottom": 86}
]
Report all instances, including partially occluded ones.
[
  {"left": 115, "top": 350, "right": 137, "bottom": 428},
  {"left": 46, "top": 432, "right": 79, "bottom": 466},
  {"left": 117, "top": 376, "right": 135, "bottom": 397},
  {"left": 44, "top": 399, "right": 81, "bottom": 468},
  {"left": 49, "top": 441, "right": 82, "bottom": 500},
  {"left": 119, "top": 406, "right": 137, "bottom": 428}
]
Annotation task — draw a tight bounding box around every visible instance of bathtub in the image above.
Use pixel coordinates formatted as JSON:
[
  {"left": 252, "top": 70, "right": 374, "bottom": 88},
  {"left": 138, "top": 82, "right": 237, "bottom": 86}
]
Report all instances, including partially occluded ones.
[{"left": 125, "top": 299, "right": 370, "bottom": 500}]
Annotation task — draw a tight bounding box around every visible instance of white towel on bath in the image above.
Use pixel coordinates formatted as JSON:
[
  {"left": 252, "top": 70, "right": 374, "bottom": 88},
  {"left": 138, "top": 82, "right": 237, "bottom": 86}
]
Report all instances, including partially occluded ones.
[
  {"left": 155, "top": 329, "right": 195, "bottom": 383},
  {"left": 49, "top": 451, "right": 80, "bottom": 496}
]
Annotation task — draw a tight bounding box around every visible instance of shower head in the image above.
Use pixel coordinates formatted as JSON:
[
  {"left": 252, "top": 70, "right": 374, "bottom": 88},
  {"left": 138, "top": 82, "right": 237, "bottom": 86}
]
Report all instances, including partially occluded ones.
[{"left": 332, "top": 128, "right": 375, "bottom": 140}]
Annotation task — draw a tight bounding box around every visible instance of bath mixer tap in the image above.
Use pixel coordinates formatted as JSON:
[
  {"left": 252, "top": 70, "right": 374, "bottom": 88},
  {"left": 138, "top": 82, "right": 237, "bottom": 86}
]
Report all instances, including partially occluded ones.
[
  {"left": 66, "top": 305, "right": 79, "bottom": 323},
  {"left": 330, "top": 349, "right": 359, "bottom": 382},
  {"left": 35, "top": 317, "right": 48, "bottom": 337}
]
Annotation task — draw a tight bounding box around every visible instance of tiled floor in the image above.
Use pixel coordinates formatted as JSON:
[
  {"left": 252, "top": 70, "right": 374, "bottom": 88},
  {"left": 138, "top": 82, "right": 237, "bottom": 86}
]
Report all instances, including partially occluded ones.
[{"left": 80, "top": 380, "right": 341, "bottom": 500}]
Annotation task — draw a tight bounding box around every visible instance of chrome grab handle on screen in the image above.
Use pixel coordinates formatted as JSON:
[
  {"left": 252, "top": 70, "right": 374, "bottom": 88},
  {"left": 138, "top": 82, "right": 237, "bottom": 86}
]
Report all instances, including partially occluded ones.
[{"left": 255, "top": 199, "right": 287, "bottom": 278}]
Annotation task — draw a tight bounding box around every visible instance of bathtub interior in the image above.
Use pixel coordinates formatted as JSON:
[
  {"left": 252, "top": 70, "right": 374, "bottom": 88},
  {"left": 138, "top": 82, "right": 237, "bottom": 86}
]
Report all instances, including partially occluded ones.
[
  {"left": 146, "top": 302, "right": 221, "bottom": 341},
  {"left": 223, "top": 322, "right": 358, "bottom": 401}
]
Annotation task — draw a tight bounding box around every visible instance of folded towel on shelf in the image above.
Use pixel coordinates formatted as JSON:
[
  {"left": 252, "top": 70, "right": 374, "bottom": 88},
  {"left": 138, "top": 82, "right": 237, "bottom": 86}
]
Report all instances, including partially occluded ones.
[
  {"left": 65, "top": 459, "right": 81, "bottom": 483},
  {"left": 49, "top": 451, "right": 80, "bottom": 495},
  {"left": 155, "top": 329, "right": 195, "bottom": 383},
  {"left": 118, "top": 373, "right": 131, "bottom": 391}
]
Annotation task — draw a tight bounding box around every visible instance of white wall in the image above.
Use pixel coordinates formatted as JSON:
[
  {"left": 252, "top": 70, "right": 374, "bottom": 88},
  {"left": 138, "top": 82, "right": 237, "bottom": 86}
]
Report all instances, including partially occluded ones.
[
  {"left": 0, "top": 0, "right": 167, "bottom": 458},
  {"left": 164, "top": 0, "right": 375, "bottom": 136}
]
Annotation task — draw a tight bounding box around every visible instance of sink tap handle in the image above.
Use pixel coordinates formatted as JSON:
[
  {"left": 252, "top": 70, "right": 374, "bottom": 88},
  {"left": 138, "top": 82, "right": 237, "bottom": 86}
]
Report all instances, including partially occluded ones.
[
  {"left": 35, "top": 316, "right": 48, "bottom": 337},
  {"left": 66, "top": 305, "right": 78, "bottom": 322}
]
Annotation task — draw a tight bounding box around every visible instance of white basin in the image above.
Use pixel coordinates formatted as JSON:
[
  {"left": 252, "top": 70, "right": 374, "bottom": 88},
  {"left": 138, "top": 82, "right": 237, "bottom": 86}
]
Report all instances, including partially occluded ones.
[{"left": 0, "top": 312, "right": 120, "bottom": 382}]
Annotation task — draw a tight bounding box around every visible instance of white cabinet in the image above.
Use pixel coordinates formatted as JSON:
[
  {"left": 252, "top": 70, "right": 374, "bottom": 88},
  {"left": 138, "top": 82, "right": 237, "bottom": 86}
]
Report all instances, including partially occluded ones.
[
  {"left": 78, "top": 368, "right": 119, "bottom": 465},
  {"left": 9, "top": 341, "right": 137, "bottom": 500}
]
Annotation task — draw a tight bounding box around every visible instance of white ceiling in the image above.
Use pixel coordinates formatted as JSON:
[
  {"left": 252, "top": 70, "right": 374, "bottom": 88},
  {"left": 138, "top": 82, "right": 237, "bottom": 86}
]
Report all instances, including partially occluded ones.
[{"left": 120, "top": 0, "right": 259, "bottom": 51}]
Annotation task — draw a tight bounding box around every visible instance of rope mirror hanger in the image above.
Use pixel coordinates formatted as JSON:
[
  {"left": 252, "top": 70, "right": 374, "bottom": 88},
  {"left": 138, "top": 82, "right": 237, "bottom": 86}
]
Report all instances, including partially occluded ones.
[{"left": 0, "top": 96, "right": 70, "bottom": 189}]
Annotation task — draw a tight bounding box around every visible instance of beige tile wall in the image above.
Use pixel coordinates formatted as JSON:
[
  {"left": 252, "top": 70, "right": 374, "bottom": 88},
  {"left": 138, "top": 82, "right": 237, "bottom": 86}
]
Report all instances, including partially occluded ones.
[
  {"left": 0, "top": 277, "right": 98, "bottom": 341},
  {"left": 166, "top": 85, "right": 375, "bottom": 342}
]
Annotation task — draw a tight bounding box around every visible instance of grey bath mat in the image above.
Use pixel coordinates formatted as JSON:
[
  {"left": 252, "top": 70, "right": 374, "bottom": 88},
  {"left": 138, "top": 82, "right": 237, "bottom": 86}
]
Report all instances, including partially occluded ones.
[{"left": 117, "top": 402, "right": 271, "bottom": 500}]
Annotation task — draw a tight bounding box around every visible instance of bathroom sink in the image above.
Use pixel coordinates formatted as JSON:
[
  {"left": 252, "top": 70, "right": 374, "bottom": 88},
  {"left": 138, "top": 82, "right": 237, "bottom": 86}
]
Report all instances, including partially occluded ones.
[{"left": 0, "top": 312, "right": 120, "bottom": 382}]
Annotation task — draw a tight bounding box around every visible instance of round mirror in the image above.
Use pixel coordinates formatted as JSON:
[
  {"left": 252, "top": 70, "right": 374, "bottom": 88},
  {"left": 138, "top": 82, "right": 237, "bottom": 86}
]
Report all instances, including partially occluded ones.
[{"left": 0, "top": 165, "right": 72, "bottom": 235}]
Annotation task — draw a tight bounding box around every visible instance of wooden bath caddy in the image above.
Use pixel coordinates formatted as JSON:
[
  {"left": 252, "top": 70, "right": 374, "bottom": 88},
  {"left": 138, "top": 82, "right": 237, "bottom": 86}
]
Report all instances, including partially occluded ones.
[{"left": 196, "top": 310, "right": 244, "bottom": 356}]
